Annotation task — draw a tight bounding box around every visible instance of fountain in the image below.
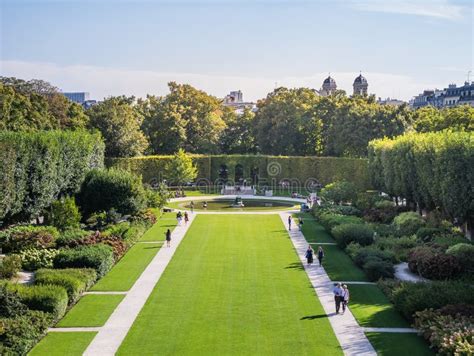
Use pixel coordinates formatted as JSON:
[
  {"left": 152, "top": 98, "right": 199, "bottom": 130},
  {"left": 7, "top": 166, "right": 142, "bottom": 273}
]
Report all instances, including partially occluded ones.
[{"left": 230, "top": 196, "right": 245, "bottom": 207}]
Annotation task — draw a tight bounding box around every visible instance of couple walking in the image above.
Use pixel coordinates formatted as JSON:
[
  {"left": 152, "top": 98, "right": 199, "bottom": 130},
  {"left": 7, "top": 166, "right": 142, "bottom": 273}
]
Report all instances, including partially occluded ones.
[
  {"left": 287, "top": 216, "right": 304, "bottom": 231},
  {"left": 176, "top": 211, "right": 189, "bottom": 226},
  {"left": 305, "top": 245, "right": 324, "bottom": 266},
  {"left": 333, "top": 283, "right": 350, "bottom": 314}
]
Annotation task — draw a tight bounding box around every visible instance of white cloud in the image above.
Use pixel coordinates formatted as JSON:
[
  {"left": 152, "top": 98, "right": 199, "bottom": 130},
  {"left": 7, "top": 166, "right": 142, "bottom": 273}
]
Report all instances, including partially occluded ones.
[
  {"left": 0, "top": 60, "right": 439, "bottom": 102},
  {"left": 351, "top": 0, "right": 466, "bottom": 21}
]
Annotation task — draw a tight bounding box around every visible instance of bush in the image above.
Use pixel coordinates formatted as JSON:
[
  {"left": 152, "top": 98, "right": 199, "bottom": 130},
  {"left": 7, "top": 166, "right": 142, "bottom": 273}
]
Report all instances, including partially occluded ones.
[
  {"left": 431, "top": 233, "right": 470, "bottom": 249},
  {"left": 122, "top": 222, "right": 149, "bottom": 244},
  {"left": 391, "top": 281, "right": 474, "bottom": 321},
  {"left": 0, "top": 285, "right": 27, "bottom": 318},
  {"left": 363, "top": 259, "right": 394, "bottom": 281},
  {"left": 438, "top": 304, "right": 474, "bottom": 318},
  {"left": 102, "top": 222, "right": 131, "bottom": 239},
  {"left": 35, "top": 268, "right": 97, "bottom": 303},
  {"left": 407, "top": 246, "right": 462, "bottom": 280},
  {"left": 0, "top": 310, "right": 52, "bottom": 355},
  {"left": 415, "top": 227, "right": 442, "bottom": 242},
  {"left": 353, "top": 246, "right": 396, "bottom": 267},
  {"left": 55, "top": 228, "right": 91, "bottom": 247},
  {"left": 332, "top": 223, "right": 374, "bottom": 248},
  {"left": 77, "top": 168, "right": 147, "bottom": 218},
  {"left": 319, "top": 213, "right": 363, "bottom": 232},
  {"left": 320, "top": 181, "right": 358, "bottom": 204},
  {"left": 131, "top": 209, "right": 158, "bottom": 226},
  {"left": 377, "top": 279, "right": 402, "bottom": 302},
  {"left": 392, "top": 212, "right": 425, "bottom": 236},
  {"left": 46, "top": 196, "right": 81, "bottom": 231},
  {"left": 53, "top": 244, "right": 114, "bottom": 278},
  {"left": 18, "top": 248, "right": 59, "bottom": 271},
  {"left": 374, "top": 200, "right": 395, "bottom": 209},
  {"left": 0, "top": 255, "right": 22, "bottom": 279},
  {"left": 446, "top": 243, "right": 474, "bottom": 274},
  {"left": 374, "top": 235, "right": 418, "bottom": 262},
  {"left": 414, "top": 309, "right": 474, "bottom": 355},
  {"left": 8, "top": 284, "right": 68, "bottom": 320},
  {"left": 0, "top": 226, "right": 59, "bottom": 253}
]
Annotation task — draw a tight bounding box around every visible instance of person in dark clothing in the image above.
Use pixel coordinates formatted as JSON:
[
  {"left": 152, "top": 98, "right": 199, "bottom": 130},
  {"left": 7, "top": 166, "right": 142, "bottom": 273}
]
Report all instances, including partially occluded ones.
[
  {"left": 288, "top": 216, "right": 292, "bottom": 230},
  {"left": 317, "top": 246, "right": 324, "bottom": 266},
  {"left": 333, "top": 283, "right": 343, "bottom": 314},
  {"left": 165, "top": 229, "right": 171, "bottom": 247},
  {"left": 305, "top": 245, "right": 314, "bottom": 265}
]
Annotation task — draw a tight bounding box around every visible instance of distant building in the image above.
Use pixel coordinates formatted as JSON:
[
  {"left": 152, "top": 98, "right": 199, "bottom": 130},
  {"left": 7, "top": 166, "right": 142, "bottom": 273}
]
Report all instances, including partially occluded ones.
[
  {"left": 377, "top": 97, "right": 406, "bottom": 106},
  {"left": 223, "top": 90, "right": 256, "bottom": 114},
  {"left": 224, "top": 90, "right": 243, "bottom": 104},
  {"left": 63, "top": 92, "right": 90, "bottom": 104},
  {"left": 353, "top": 74, "right": 368, "bottom": 96},
  {"left": 411, "top": 81, "right": 474, "bottom": 109},
  {"left": 320, "top": 76, "right": 337, "bottom": 96},
  {"left": 83, "top": 100, "right": 97, "bottom": 110}
]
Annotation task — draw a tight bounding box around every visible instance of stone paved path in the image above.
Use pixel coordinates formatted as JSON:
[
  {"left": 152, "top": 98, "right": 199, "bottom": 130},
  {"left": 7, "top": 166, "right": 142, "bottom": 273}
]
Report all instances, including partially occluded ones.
[
  {"left": 279, "top": 212, "right": 377, "bottom": 356},
  {"left": 83, "top": 213, "right": 196, "bottom": 356}
]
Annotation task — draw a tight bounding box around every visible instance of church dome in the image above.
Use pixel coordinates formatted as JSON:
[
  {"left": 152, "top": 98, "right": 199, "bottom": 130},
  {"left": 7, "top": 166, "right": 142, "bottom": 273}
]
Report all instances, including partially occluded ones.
[
  {"left": 354, "top": 74, "right": 367, "bottom": 84},
  {"left": 323, "top": 76, "right": 336, "bottom": 85}
]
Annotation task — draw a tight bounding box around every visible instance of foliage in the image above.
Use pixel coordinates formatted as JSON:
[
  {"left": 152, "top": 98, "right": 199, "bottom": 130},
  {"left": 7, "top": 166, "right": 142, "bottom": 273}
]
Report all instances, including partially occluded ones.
[
  {"left": 0, "top": 130, "right": 104, "bottom": 223},
  {"left": 66, "top": 233, "right": 128, "bottom": 260},
  {"left": 318, "top": 213, "right": 363, "bottom": 232},
  {"left": 35, "top": 268, "right": 97, "bottom": 303},
  {"left": 18, "top": 248, "right": 59, "bottom": 271},
  {"left": 392, "top": 212, "right": 425, "bottom": 236},
  {"left": 87, "top": 96, "right": 148, "bottom": 157},
  {"left": 55, "top": 229, "right": 91, "bottom": 247},
  {"left": 46, "top": 196, "right": 81, "bottom": 231},
  {"left": 332, "top": 223, "right": 374, "bottom": 248},
  {"left": 413, "top": 104, "right": 474, "bottom": 133},
  {"left": 363, "top": 259, "right": 394, "bottom": 281},
  {"left": 407, "top": 246, "right": 462, "bottom": 280},
  {"left": 374, "top": 235, "right": 418, "bottom": 262},
  {"left": 431, "top": 233, "right": 470, "bottom": 249},
  {"left": 414, "top": 308, "right": 474, "bottom": 355},
  {"left": 77, "top": 168, "right": 147, "bottom": 217},
  {"left": 0, "top": 255, "right": 22, "bottom": 279},
  {"left": 0, "top": 310, "right": 52, "bottom": 355},
  {"left": 145, "top": 184, "right": 168, "bottom": 209},
  {"left": 352, "top": 246, "right": 396, "bottom": 267},
  {"left": 0, "top": 226, "right": 59, "bottom": 253},
  {"left": 219, "top": 107, "right": 257, "bottom": 154},
  {"left": 416, "top": 227, "right": 442, "bottom": 242},
  {"left": 165, "top": 149, "right": 198, "bottom": 186},
  {"left": 320, "top": 180, "right": 358, "bottom": 204},
  {"left": 53, "top": 244, "right": 115, "bottom": 277},
  {"left": 446, "top": 243, "right": 474, "bottom": 274},
  {"left": 0, "top": 285, "right": 27, "bottom": 318}
]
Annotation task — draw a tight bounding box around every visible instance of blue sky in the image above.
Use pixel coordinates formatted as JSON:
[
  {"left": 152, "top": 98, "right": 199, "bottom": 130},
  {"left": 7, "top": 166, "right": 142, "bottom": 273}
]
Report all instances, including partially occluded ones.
[{"left": 1, "top": 0, "right": 473, "bottom": 101}]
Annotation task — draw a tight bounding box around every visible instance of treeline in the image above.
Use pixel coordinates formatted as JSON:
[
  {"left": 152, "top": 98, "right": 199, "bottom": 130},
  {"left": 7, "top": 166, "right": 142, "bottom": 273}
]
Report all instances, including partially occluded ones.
[
  {"left": 1, "top": 77, "right": 473, "bottom": 158},
  {"left": 368, "top": 131, "right": 473, "bottom": 230},
  {"left": 0, "top": 130, "right": 104, "bottom": 223}
]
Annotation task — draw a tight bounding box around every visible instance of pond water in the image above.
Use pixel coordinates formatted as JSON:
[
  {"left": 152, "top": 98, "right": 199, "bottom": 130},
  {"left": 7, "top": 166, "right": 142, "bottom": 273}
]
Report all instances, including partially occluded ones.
[{"left": 171, "top": 199, "right": 297, "bottom": 211}]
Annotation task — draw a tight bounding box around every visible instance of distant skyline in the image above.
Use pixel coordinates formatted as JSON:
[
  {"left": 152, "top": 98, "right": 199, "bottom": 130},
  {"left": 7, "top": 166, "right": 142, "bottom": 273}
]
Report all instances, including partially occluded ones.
[{"left": 1, "top": 0, "right": 473, "bottom": 101}]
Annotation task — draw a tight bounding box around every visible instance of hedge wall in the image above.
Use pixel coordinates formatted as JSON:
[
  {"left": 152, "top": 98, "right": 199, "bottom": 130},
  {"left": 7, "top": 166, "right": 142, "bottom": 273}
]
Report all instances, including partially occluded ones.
[
  {"left": 107, "top": 155, "right": 371, "bottom": 190},
  {"left": 0, "top": 130, "right": 104, "bottom": 223}
]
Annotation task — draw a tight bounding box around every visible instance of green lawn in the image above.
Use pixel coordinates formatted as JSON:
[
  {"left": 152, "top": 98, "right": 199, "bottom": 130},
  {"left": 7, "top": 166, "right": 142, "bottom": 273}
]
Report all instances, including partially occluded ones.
[
  {"left": 319, "top": 244, "right": 368, "bottom": 282},
  {"left": 56, "top": 294, "right": 125, "bottom": 327},
  {"left": 92, "top": 242, "right": 162, "bottom": 291},
  {"left": 118, "top": 214, "right": 342, "bottom": 355},
  {"left": 348, "top": 285, "right": 409, "bottom": 327},
  {"left": 139, "top": 212, "right": 177, "bottom": 242},
  {"left": 365, "top": 332, "right": 434, "bottom": 356},
  {"left": 294, "top": 213, "right": 335, "bottom": 243},
  {"left": 29, "top": 332, "right": 97, "bottom": 356}
]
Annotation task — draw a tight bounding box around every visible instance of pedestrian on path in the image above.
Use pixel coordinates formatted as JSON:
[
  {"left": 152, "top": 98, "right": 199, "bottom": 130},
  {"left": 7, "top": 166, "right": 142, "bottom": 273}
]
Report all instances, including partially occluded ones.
[
  {"left": 333, "top": 283, "right": 343, "bottom": 314},
  {"left": 190, "top": 201, "right": 194, "bottom": 213},
  {"left": 184, "top": 211, "right": 189, "bottom": 225},
  {"left": 176, "top": 211, "right": 182, "bottom": 226},
  {"left": 299, "top": 217, "right": 304, "bottom": 231},
  {"left": 165, "top": 229, "right": 171, "bottom": 247},
  {"left": 288, "top": 216, "right": 292, "bottom": 230},
  {"left": 305, "top": 245, "right": 314, "bottom": 265},
  {"left": 342, "top": 284, "right": 350, "bottom": 314},
  {"left": 317, "top": 246, "right": 324, "bottom": 266}
]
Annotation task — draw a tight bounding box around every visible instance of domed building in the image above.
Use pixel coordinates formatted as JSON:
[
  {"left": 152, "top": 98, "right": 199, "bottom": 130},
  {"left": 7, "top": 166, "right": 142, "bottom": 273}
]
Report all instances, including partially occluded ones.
[
  {"left": 320, "top": 75, "right": 337, "bottom": 96},
  {"left": 353, "top": 73, "right": 368, "bottom": 96}
]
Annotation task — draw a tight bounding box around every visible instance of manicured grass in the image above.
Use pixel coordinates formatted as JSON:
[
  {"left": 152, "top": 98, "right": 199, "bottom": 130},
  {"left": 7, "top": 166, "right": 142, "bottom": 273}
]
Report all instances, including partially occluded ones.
[
  {"left": 29, "top": 332, "right": 97, "bottom": 356},
  {"left": 92, "top": 242, "right": 162, "bottom": 291},
  {"left": 365, "top": 332, "right": 434, "bottom": 356},
  {"left": 118, "top": 214, "right": 342, "bottom": 355},
  {"left": 56, "top": 294, "right": 125, "bottom": 327},
  {"left": 294, "top": 213, "right": 335, "bottom": 243},
  {"left": 320, "top": 244, "right": 368, "bottom": 282},
  {"left": 139, "top": 212, "right": 177, "bottom": 242},
  {"left": 348, "top": 285, "right": 409, "bottom": 327}
]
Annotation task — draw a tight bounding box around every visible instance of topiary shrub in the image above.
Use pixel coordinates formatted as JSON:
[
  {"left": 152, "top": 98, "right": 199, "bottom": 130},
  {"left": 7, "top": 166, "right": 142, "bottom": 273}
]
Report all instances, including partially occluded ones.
[
  {"left": 319, "top": 213, "right": 363, "bottom": 232},
  {"left": 0, "top": 255, "right": 22, "bottom": 279},
  {"left": 446, "top": 243, "right": 474, "bottom": 274},
  {"left": 18, "top": 248, "right": 59, "bottom": 271},
  {"left": 53, "top": 244, "right": 114, "bottom": 278},
  {"left": 46, "top": 196, "right": 81, "bottom": 231},
  {"left": 363, "top": 259, "right": 394, "bottom": 281},
  {"left": 392, "top": 212, "right": 425, "bottom": 236},
  {"left": 320, "top": 181, "right": 358, "bottom": 204},
  {"left": 332, "top": 223, "right": 374, "bottom": 248},
  {"left": 407, "top": 246, "right": 462, "bottom": 280},
  {"left": 0, "top": 226, "right": 59, "bottom": 253}
]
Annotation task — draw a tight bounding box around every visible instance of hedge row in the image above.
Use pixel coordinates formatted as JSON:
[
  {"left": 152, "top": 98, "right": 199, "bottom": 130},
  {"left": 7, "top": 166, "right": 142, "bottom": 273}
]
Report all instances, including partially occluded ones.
[
  {"left": 0, "top": 130, "right": 105, "bottom": 224},
  {"left": 107, "top": 154, "right": 372, "bottom": 190}
]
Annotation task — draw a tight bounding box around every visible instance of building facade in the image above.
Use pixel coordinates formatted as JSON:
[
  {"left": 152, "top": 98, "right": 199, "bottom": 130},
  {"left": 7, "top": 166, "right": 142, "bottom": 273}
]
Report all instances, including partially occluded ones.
[
  {"left": 411, "top": 82, "right": 474, "bottom": 109},
  {"left": 320, "top": 76, "right": 337, "bottom": 96},
  {"left": 63, "top": 92, "right": 90, "bottom": 104}
]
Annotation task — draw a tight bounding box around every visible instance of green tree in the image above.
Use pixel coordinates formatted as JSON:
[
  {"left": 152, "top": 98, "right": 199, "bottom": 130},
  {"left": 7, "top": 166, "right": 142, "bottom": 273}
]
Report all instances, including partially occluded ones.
[
  {"left": 87, "top": 96, "right": 148, "bottom": 157},
  {"left": 413, "top": 105, "right": 474, "bottom": 132},
  {"left": 219, "top": 107, "right": 257, "bottom": 154},
  {"left": 165, "top": 149, "right": 197, "bottom": 187},
  {"left": 46, "top": 196, "right": 81, "bottom": 231}
]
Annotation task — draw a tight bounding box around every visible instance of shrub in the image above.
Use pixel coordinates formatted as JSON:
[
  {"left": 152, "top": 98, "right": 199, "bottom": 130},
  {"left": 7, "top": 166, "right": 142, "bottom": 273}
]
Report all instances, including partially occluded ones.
[
  {"left": 0, "top": 255, "right": 22, "bottom": 279},
  {"left": 8, "top": 284, "right": 68, "bottom": 320},
  {"left": 369, "top": 223, "right": 394, "bottom": 237},
  {"left": 374, "top": 235, "right": 418, "bottom": 262},
  {"left": 438, "top": 304, "right": 474, "bottom": 318},
  {"left": 0, "top": 310, "right": 52, "bottom": 355},
  {"left": 35, "top": 268, "right": 96, "bottom": 303},
  {"left": 377, "top": 279, "right": 402, "bottom": 302},
  {"left": 55, "top": 228, "right": 91, "bottom": 247},
  {"left": 414, "top": 309, "right": 474, "bottom": 355},
  {"left": 319, "top": 213, "right": 363, "bottom": 232},
  {"left": 131, "top": 209, "right": 158, "bottom": 225},
  {"left": 0, "top": 226, "right": 59, "bottom": 253},
  {"left": 363, "top": 259, "right": 394, "bottom": 281},
  {"left": 353, "top": 246, "right": 396, "bottom": 267},
  {"left": 374, "top": 200, "right": 395, "bottom": 209},
  {"left": 408, "top": 246, "right": 462, "bottom": 280},
  {"left": 431, "top": 233, "right": 470, "bottom": 249},
  {"left": 416, "top": 227, "right": 442, "bottom": 242},
  {"left": 64, "top": 232, "right": 128, "bottom": 260},
  {"left": 0, "top": 285, "right": 27, "bottom": 318},
  {"left": 332, "top": 223, "right": 374, "bottom": 248},
  {"left": 446, "top": 243, "right": 474, "bottom": 274},
  {"left": 102, "top": 222, "right": 131, "bottom": 239},
  {"left": 46, "top": 196, "right": 81, "bottom": 231},
  {"left": 53, "top": 244, "right": 114, "bottom": 277},
  {"left": 320, "top": 181, "right": 358, "bottom": 204},
  {"left": 77, "top": 168, "right": 147, "bottom": 218},
  {"left": 345, "top": 242, "right": 362, "bottom": 259},
  {"left": 392, "top": 212, "right": 425, "bottom": 236},
  {"left": 391, "top": 281, "right": 474, "bottom": 321},
  {"left": 18, "top": 248, "right": 59, "bottom": 271}
]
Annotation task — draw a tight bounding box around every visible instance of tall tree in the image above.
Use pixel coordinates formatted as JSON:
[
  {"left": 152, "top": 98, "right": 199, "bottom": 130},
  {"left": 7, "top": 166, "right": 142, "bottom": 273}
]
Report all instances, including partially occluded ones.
[
  {"left": 219, "top": 107, "right": 257, "bottom": 154},
  {"left": 165, "top": 149, "right": 197, "bottom": 186},
  {"left": 413, "top": 105, "right": 474, "bottom": 132}
]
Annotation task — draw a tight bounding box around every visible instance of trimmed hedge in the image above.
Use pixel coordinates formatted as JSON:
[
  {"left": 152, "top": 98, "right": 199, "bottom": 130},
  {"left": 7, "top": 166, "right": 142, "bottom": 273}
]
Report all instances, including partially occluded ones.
[
  {"left": 0, "top": 130, "right": 104, "bottom": 224},
  {"left": 319, "top": 213, "right": 363, "bottom": 232},
  {"left": 0, "top": 226, "right": 59, "bottom": 253},
  {"left": 332, "top": 223, "right": 374, "bottom": 248},
  {"left": 53, "top": 244, "right": 114, "bottom": 278},
  {"left": 392, "top": 212, "right": 425, "bottom": 236}
]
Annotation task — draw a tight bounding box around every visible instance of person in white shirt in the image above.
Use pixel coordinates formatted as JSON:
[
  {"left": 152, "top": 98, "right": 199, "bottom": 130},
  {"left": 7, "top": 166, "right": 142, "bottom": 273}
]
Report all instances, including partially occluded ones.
[{"left": 342, "top": 284, "right": 350, "bottom": 314}]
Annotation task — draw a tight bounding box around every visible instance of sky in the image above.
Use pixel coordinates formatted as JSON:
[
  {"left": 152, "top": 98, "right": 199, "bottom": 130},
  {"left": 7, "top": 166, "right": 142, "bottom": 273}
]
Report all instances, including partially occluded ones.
[{"left": 1, "top": 0, "right": 473, "bottom": 102}]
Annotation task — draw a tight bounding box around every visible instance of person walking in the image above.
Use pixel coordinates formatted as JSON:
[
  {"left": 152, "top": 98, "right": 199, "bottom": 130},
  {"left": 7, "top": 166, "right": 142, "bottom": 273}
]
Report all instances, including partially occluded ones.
[
  {"left": 165, "top": 229, "right": 171, "bottom": 247},
  {"left": 190, "top": 201, "right": 194, "bottom": 213},
  {"left": 176, "top": 211, "right": 182, "bottom": 226},
  {"left": 184, "top": 211, "right": 189, "bottom": 225},
  {"left": 305, "top": 245, "right": 314, "bottom": 265},
  {"left": 317, "top": 246, "right": 324, "bottom": 267},
  {"left": 333, "top": 283, "right": 343, "bottom": 314},
  {"left": 299, "top": 217, "right": 304, "bottom": 231},
  {"left": 288, "top": 216, "right": 292, "bottom": 230},
  {"left": 342, "top": 284, "right": 350, "bottom": 314}
]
